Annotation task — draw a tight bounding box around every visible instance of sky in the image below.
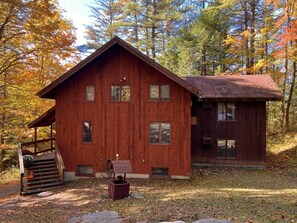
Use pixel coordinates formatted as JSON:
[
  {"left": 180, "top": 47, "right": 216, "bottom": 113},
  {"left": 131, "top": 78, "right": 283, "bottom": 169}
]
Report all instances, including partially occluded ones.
[{"left": 58, "top": 0, "right": 94, "bottom": 45}]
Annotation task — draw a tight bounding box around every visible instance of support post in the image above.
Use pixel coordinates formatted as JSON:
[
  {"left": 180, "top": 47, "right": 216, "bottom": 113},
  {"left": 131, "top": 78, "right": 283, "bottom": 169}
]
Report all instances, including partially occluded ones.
[
  {"left": 50, "top": 124, "right": 53, "bottom": 150},
  {"left": 34, "top": 127, "right": 37, "bottom": 155}
]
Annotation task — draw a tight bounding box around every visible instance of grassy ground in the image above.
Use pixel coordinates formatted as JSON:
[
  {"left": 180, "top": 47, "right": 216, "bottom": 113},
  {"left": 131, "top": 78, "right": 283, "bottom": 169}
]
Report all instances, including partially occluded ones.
[
  {"left": 0, "top": 167, "right": 19, "bottom": 185},
  {"left": 0, "top": 132, "right": 296, "bottom": 223}
]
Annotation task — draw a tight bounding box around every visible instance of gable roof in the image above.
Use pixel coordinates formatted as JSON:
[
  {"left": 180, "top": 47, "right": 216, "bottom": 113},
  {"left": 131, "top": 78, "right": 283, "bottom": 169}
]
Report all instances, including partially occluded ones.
[
  {"left": 183, "top": 75, "right": 282, "bottom": 101},
  {"left": 38, "top": 36, "right": 199, "bottom": 99}
]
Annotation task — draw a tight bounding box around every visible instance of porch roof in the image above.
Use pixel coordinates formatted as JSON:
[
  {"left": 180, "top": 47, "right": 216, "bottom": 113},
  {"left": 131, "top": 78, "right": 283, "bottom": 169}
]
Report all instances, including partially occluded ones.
[{"left": 28, "top": 106, "right": 55, "bottom": 128}]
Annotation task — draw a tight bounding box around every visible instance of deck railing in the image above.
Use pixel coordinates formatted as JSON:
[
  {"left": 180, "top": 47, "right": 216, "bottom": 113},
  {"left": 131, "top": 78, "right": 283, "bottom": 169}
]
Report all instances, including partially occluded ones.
[
  {"left": 21, "top": 138, "right": 55, "bottom": 156},
  {"left": 18, "top": 143, "right": 25, "bottom": 195},
  {"left": 18, "top": 137, "right": 65, "bottom": 194}
]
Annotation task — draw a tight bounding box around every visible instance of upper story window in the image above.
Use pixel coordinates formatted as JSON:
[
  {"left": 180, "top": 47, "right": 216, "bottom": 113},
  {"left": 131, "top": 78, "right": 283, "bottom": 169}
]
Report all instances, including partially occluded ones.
[
  {"left": 82, "top": 121, "right": 92, "bottom": 143},
  {"left": 217, "top": 139, "right": 236, "bottom": 159},
  {"left": 150, "top": 122, "right": 170, "bottom": 144},
  {"left": 218, "top": 102, "right": 235, "bottom": 121},
  {"left": 85, "top": 85, "right": 95, "bottom": 102},
  {"left": 150, "top": 84, "right": 170, "bottom": 101},
  {"left": 111, "top": 85, "right": 130, "bottom": 102}
]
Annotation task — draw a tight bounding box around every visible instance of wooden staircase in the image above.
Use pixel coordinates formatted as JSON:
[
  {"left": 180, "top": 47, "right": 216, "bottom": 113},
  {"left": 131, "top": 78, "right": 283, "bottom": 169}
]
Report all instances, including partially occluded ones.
[{"left": 22, "top": 157, "right": 62, "bottom": 195}]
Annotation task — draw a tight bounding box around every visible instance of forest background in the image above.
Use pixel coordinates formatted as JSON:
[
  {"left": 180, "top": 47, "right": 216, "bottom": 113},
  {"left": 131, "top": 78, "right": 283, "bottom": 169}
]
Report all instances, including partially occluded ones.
[{"left": 0, "top": 0, "right": 296, "bottom": 171}]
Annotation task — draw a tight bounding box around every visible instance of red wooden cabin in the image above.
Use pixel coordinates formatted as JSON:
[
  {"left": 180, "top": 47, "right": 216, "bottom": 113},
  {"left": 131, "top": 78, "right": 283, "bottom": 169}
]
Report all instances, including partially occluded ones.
[{"left": 25, "top": 37, "right": 282, "bottom": 181}]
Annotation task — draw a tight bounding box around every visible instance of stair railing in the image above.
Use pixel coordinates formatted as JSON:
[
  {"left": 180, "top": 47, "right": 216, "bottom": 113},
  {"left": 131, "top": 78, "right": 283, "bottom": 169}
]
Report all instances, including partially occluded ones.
[
  {"left": 18, "top": 143, "right": 24, "bottom": 195},
  {"left": 55, "top": 142, "right": 65, "bottom": 183}
]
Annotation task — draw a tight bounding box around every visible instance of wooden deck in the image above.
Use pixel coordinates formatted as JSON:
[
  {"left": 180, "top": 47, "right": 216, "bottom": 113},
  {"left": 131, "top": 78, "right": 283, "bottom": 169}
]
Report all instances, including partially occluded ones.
[{"left": 34, "top": 152, "right": 55, "bottom": 161}]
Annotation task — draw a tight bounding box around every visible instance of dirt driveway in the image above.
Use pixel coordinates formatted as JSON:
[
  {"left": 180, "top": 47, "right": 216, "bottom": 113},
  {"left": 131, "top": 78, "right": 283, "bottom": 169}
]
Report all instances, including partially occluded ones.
[{"left": 0, "top": 182, "right": 19, "bottom": 198}]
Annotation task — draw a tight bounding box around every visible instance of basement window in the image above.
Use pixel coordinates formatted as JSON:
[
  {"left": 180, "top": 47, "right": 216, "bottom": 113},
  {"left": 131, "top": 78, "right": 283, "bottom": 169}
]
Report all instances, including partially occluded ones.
[
  {"left": 151, "top": 167, "right": 169, "bottom": 177},
  {"left": 77, "top": 165, "right": 94, "bottom": 176},
  {"left": 82, "top": 121, "right": 92, "bottom": 143}
]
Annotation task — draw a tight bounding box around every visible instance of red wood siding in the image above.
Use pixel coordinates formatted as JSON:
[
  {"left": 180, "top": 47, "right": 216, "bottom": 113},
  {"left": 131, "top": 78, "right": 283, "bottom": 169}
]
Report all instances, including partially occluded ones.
[
  {"left": 191, "top": 101, "right": 266, "bottom": 166},
  {"left": 55, "top": 45, "right": 191, "bottom": 177}
]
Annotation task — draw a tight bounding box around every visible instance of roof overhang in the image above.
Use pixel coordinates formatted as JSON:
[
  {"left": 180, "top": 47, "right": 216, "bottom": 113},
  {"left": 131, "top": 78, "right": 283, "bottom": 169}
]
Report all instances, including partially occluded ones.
[{"left": 28, "top": 106, "right": 55, "bottom": 128}]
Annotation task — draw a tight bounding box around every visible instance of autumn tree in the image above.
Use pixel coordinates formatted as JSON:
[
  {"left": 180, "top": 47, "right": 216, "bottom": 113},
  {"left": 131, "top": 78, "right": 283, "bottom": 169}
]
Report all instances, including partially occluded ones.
[{"left": 0, "top": 0, "right": 77, "bottom": 147}]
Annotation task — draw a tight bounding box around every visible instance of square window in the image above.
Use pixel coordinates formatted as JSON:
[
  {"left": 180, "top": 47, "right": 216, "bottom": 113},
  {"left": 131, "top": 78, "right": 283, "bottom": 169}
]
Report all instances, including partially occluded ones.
[
  {"left": 121, "top": 85, "right": 130, "bottom": 102},
  {"left": 217, "top": 139, "right": 236, "bottom": 159},
  {"left": 77, "top": 165, "right": 93, "bottom": 175},
  {"left": 150, "top": 122, "right": 170, "bottom": 145},
  {"left": 85, "top": 86, "right": 95, "bottom": 101},
  {"left": 218, "top": 102, "right": 235, "bottom": 121},
  {"left": 83, "top": 121, "right": 92, "bottom": 143},
  {"left": 160, "top": 85, "right": 170, "bottom": 101},
  {"left": 111, "top": 85, "right": 120, "bottom": 101},
  {"left": 150, "top": 85, "right": 159, "bottom": 101}
]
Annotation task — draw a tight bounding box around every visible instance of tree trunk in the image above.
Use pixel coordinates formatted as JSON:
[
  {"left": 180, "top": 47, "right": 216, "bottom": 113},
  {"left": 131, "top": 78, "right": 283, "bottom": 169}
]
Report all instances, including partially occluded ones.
[
  {"left": 280, "top": 45, "right": 288, "bottom": 130},
  {"left": 243, "top": 0, "right": 250, "bottom": 72},
  {"left": 249, "top": 0, "right": 256, "bottom": 72},
  {"left": 285, "top": 61, "right": 296, "bottom": 129}
]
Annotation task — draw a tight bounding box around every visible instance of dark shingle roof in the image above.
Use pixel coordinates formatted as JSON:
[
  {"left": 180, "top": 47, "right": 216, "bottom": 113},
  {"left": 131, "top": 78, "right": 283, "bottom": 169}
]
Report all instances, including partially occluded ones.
[{"left": 183, "top": 75, "right": 282, "bottom": 101}]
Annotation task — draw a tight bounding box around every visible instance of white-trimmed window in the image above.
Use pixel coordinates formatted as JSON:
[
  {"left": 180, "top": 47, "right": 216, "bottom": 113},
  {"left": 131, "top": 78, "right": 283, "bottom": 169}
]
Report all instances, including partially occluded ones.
[
  {"left": 111, "top": 85, "right": 130, "bottom": 102},
  {"left": 217, "top": 139, "right": 236, "bottom": 159},
  {"left": 150, "top": 85, "right": 170, "bottom": 101},
  {"left": 218, "top": 102, "right": 235, "bottom": 121},
  {"left": 150, "top": 122, "right": 170, "bottom": 144},
  {"left": 85, "top": 85, "right": 95, "bottom": 101}
]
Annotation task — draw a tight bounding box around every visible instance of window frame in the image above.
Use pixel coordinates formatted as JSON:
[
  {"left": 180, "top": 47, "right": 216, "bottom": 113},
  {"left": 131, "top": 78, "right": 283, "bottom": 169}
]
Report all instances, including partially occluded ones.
[
  {"left": 77, "top": 165, "right": 94, "bottom": 176},
  {"left": 85, "top": 85, "right": 95, "bottom": 102},
  {"left": 82, "top": 121, "right": 92, "bottom": 143},
  {"left": 149, "top": 84, "right": 170, "bottom": 102},
  {"left": 110, "top": 84, "right": 131, "bottom": 102},
  {"left": 149, "top": 122, "right": 171, "bottom": 145},
  {"left": 217, "top": 102, "right": 236, "bottom": 121},
  {"left": 151, "top": 167, "right": 169, "bottom": 178},
  {"left": 217, "top": 139, "right": 236, "bottom": 159}
]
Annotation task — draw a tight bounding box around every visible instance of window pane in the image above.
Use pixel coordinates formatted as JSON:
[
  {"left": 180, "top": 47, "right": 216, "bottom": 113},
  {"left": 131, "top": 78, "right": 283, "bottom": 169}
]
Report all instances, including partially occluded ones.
[
  {"left": 150, "top": 85, "right": 159, "bottom": 100},
  {"left": 227, "top": 103, "right": 236, "bottom": 120},
  {"left": 111, "top": 85, "right": 120, "bottom": 101},
  {"left": 227, "top": 140, "right": 236, "bottom": 158},
  {"left": 218, "top": 103, "right": 226, "bottom": 121},
  {"left": 217, "top": 140, "right": 226, "bottom": 158},
  {"left": 83, "top": 121, "right": 92, "bottom": 142},
  {"left": 85, "top": 86, "right": 95, "bottom": 101},
  {"left": 160, "top": 85, "right": 170, "bottom": 101},
  {"left": 121, "top": 85, "right": 130, "bottom": 102},
  {"left": 161, "top": 123, "right": 170, "bottom": 144},
  {"left": 150, "top": 123, "right": 159, "bottom": 144},
  {"left": 152, "top": 167, "right": 169, "bottom": 176},
  {"left": 78, "top": 165, "right": 93, "bottom": 175}
]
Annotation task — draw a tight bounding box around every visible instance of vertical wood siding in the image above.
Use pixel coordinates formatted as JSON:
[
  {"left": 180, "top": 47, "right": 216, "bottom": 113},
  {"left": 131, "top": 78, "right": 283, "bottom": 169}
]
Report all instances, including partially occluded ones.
[
  {"left": 191, "top": 101, "right": 266, "bottom": 166},
  {"left": 55, "top": 45, "right": 191, "bottom": 177}
]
